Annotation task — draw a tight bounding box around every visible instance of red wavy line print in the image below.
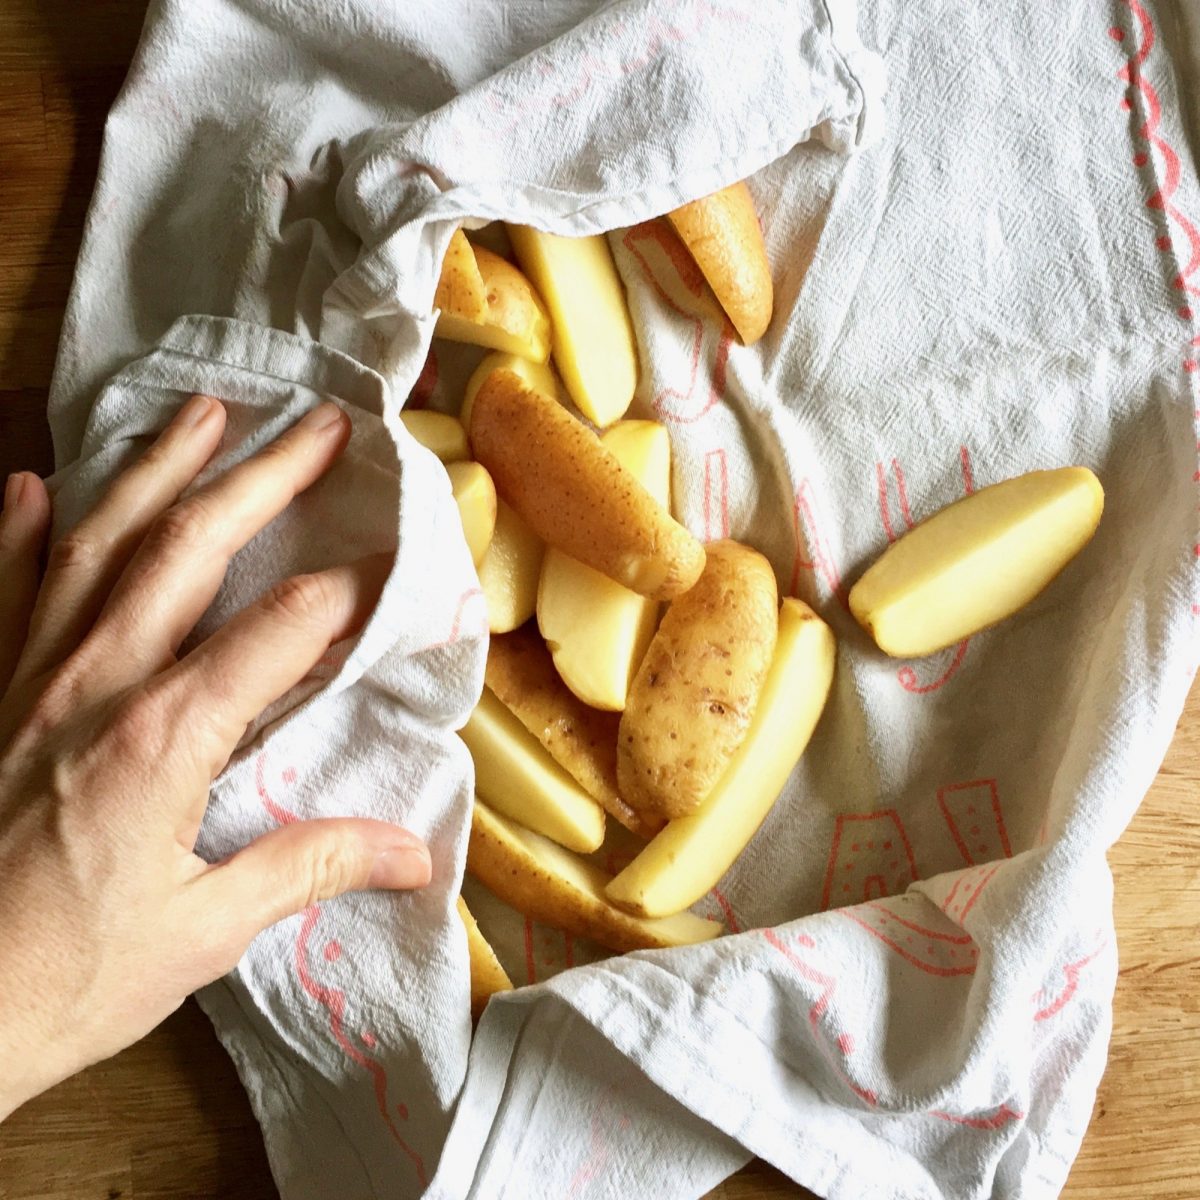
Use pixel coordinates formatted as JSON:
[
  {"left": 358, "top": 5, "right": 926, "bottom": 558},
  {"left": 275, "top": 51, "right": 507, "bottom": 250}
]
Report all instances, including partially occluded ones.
[
  {"left": 958, "top": 864, "right": 1002, "bottom": 920},
  {"left": 255, "top": 753, "right": 426, "bottom": 1187},
  {"left": 898, "top": 640, "right": 969, "bottom": 694},
  {"left": 930, "top": 1104, "right": 1023, "bottom": 1130},
  {"left": 710, "top": 887, "right": 741, "bottom": 933},
  {"left": 881, "top": 450, "right": 975, "bottom": 693},
  {"left": 1034, "top": 938, "right": 1107, "bottom": 1022},
  {"left": 839, "top": 911, "right": 978, "bottom": 978},
  {"left": 860, "top": 901, "right": 973, "bottom": 945},
  {"left": 762, "top": 929, "right": 878, "bottom": 1106},
  {"left": 295, "top": 909, "right": 427, "bottom": 1186},
  {"left": 703, "top": 448, "right": 731, "bottom": 541},
  {"left": 621, "top": 222, "right": 732, "bottom": 423},
  {"left": 1113, "top": 1, "right": 1200, "bottom": 299},
  {"left": 791, "top": 479, "right": 846, "bottom": 605},
  {"left": 424, "top": 587, "right": 486, "bottom": 652}
]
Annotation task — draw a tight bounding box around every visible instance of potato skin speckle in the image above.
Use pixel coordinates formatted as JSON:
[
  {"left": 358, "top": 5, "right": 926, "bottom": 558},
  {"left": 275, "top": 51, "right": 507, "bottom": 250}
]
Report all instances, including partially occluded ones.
[
  {"left": 618, "top": 540, "right": 779, "bottom": 819},
  {"left": 468, "top": 370, "right": 704, "bottom": 599}
]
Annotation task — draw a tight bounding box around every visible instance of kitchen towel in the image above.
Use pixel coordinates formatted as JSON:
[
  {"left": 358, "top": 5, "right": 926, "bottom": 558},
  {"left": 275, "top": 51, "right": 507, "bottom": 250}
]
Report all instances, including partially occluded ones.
[{"left": 42, "top": 0, "right": 1200, "bottom": 1197}]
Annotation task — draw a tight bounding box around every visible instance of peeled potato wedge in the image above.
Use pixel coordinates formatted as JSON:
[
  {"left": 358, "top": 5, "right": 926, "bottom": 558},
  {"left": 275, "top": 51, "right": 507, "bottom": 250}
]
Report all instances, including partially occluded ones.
[
  {"left": 478, "top": 502, "right": 545, "bottom": 633},
  {"left": 506, "top": 224, "right": 638, "bottom": 427},
  {"left": 461, "top": 351, "right": 563, "bottom": 433},
  {"left": 618, "top": 540, "right": 779, "bottom": 820},
  {"left": 434, "top": 229, "right": 488, "bottom": 324},
  {"left": 486, "top": 626, "right": 661, "bottom": 839},
  {"left": 468, "top": 369, "right": 705, "bottom": 600},
  {"left": 849, "top": 466, "right": 1105, "bottom": 658},
  {"left": 607, "top": 599, "right": 835, "bottom": 917},
  {"left": 401, "top": 410, "right": 469, "bottom": 464},
  {"left": 467, "top": 799, "right": 722, "bottom": 954},
  {"left": 537, "top": 420, "right": 668, "bottom": 712},
  {"left": 445, "top": 461, "right": 497, "bottom": 567},
  {"left": 435, "top": 246, "right": 551, "bottom": 363},
  {"left": 668, "top": 181, "right": 773, "bottom": 345},
  {"left": 460, "top": 687, "right": 606, "bottom": 853},
  {"left": 456, "top": 895, "right": 513, "bottom": 1020}
]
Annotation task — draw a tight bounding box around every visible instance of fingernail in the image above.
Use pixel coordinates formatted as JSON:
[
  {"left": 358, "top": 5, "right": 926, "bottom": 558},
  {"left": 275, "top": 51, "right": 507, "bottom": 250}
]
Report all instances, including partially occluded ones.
[
  {"left": 302, "top": 402, "right": 348, "bottom": 435},
  {"left": 175, "top": 394, "right": 215, "bottom": 429},
  {"left": 368, "top": 843, "right": 432, "bottom": 890},
  {"left": 3, "top": 473, "right": 27, "bottom": 511}
]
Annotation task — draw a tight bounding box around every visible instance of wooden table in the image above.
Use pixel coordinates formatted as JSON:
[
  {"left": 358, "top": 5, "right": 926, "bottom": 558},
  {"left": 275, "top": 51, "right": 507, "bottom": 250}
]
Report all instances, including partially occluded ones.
[{"left": 0, "top": 3, "right": 1196, "bottom": 1196}]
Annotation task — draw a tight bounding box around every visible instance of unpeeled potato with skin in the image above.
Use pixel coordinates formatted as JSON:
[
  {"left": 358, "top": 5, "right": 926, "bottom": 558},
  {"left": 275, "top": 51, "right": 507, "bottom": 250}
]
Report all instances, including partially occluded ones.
[
  {"left": 485, "top": 626, "right": 661, "bottom": 838},
  {"left": 618, "top": 540, "right": 779, "bottom": 820},
  {"left": 468, "top": 369, "right": 705, "bottom": 600},
  {"left": 668, "top": 181, "right": 772, "bottom": 345},
  {"left": 434, "top": 229, "right": 488, "bottom": 323}
]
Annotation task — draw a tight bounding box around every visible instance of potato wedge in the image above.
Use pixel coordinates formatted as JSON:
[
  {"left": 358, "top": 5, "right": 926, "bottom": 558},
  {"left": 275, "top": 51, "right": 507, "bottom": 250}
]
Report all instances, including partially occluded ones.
[
  {"left": 460, "top": 687, "right": 606, "bottom": 853},
  {"left": 507, "top": 224, "right": 638, "bottom": 427},
  {"left": 618, "top": 540, "right": 779, "bottom": 820},
  {"left": 467, "top": 799, "right": 722, "bottom": 954},
  {"left": 461, "top": 351, "right": 563, "bottom": 433},
  {"left": 849, "top": 466, "right": 1104, "bottom": 657},
  {"left": 445, "top": 461, "right": 497, "bottom": 567},
  {"left": 537, "top": 420, "right": 668, "bottom": 712},
  {"left": 401, "top": 410, "right": 469, "bottom": 464},
  {"left": 468, "top": 369, "right": 705, "bottom": 600},
  {"left": 486, "top": 626, "right": 661, "bottom": 838},
  {"left": 668, "top": 182, "right": 773, "bottom": 345},
  {"left": 456, "top": 895, "right": 514, "bottom": 1020},
  {"left": 607, "top": 599, "right": 834, "bottom": 917},
  {"left": 436, "top": 246, "right": 551, "bottom": 363},
  {"left": 434, "top": 229, "right": 488, "bottom": 324},
  {"left": 478, "top": 502, "right": 544, "bottom": 634}
]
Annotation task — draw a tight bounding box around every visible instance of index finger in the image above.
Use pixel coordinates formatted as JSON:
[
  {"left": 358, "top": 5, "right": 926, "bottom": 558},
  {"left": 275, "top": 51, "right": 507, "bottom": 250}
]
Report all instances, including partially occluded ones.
[{"left": 155, "top": 553, "right": 391, "bottom": 790}]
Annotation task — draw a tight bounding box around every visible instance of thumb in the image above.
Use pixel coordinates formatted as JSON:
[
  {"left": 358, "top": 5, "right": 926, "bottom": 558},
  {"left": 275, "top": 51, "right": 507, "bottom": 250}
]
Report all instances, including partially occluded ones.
[{"left": 195, "top": 818, "right": 432, "bottom": 954}]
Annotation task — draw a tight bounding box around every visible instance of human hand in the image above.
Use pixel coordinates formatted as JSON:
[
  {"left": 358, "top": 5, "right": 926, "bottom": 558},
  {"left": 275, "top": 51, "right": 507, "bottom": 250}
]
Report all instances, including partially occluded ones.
[{"left": 0, "top": 396, "right": 431, "bottom": 1119}]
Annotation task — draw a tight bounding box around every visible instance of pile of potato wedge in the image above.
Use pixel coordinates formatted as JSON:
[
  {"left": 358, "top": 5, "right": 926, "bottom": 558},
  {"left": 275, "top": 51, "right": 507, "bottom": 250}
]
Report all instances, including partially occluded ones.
[{"left": 403, "top": 182, "right": 1106, "bottom": 1020}]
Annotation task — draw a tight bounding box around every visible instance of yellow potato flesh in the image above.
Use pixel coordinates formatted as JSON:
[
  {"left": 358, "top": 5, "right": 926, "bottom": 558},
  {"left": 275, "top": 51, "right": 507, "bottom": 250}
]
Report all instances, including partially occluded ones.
[
  {"left": 606, "top": 598, "right": 835, "bottom": 917},
  {"left": 456, "top": 895, "right": 513, "bottom": 1020},
  {"left": 848, "top": 467, "right": 1104, "bottom": 658},
  {"left": 401, "top": 410, "right": 469, "bottom": 464},
  {"left": 478, "top": 501, "right": 545, "bottom": 633},
  {"left": 445, "top": 461, "right": 497, "bottom": 567},
  {"left": 506, "top": 224, "right": 638, "bottom": 427},
  {"left": 435, "top": 246, "right": 551, "bottom": 364},
  {"left": 460, "top": 687, "right": 606, "bottom": 853},
  {"left": 461, "top": 352, "right": 562, "bottom": 433},
  {"left": 537, "top": 420, "right": 668, "bottom": 710},
  {"left": 468, "top": 799, "right": 722, "bottom": 954}
]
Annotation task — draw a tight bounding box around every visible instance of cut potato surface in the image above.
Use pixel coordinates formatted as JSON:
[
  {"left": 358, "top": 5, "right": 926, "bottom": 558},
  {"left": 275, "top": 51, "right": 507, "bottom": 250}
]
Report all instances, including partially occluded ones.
[
  {"left": 618, "top": 540, "right": 779, "bottom": 820},
  {"left": 668, "top": 182, "right": 773, "bottom": 345},
  {"left": 434, "top": 229, "right": 487, "bottom": 323},
  {"left": 485, "top": 626, "right": 660, "bottom": 838},
  {"left": 849, "top": 466, "right": 1104, "bottom": 658},
  {"left": 401, "top": 410, "right": 469, "bottom": 464},
  {"left": 507, "top": 224, "right": 638, "bottom": 427},
  {"left": 478, "top": 502, "right": 544, "bottom": 633},
  {"left": 467, "top": 799, "right": 722, "bottom": 954},
  {"left": 460, "top": 687, "right": 606, "bottom": 854},
  {"left": 538, "top": 420, "right": 669, "bottom": 712},
  {"left": 435, "top": 246, "right": 551, "bottom": 363},
  {"left": 461, "top": 352, "right": 562, "bottom": 432},
  {"left": 456, "top": 895, "right": 513, "bottom": 1020},
  {"left": 468, "top": 369, "right": 705, "bottom": 600},
  {"left": 445, "top": 461, "right": 497, "bottom": 567},
  {"left": 607, "top": 598, "right": 835, "bottom": 917}
]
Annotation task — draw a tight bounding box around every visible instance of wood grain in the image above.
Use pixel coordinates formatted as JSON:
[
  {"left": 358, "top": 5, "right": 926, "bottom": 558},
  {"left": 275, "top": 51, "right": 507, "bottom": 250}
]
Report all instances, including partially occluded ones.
[{"left": 0, "top": 2, "right": 1195, "bottom": 1197}]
